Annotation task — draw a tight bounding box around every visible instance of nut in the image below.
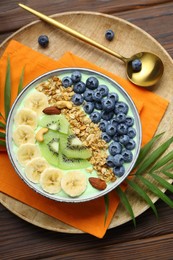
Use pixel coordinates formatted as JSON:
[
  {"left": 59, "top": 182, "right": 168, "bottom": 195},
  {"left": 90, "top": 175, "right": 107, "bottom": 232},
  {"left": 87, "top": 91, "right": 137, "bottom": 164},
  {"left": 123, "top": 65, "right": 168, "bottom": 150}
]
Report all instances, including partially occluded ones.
[
  {"left": 43, "top": 106, "right": 61, "bottom": 115},
  {"left": 89, "top": 177, "right": 107, "bottom": 190},
  {"left": 56, "top": 101, "right": 73, "bottom": 109},
  {"left": 35, "top": 128, "right": 48, "bottom": 142}
]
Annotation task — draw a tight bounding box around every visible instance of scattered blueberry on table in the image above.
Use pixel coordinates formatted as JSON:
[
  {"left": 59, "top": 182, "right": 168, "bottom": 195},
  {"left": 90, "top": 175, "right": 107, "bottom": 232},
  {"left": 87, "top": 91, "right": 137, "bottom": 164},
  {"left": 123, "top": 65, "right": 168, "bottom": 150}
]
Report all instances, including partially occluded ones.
[
  {"left": 61, "top": 71, "right": 137, "bottom": 178},
  {"left": 38, "top": 35, "right": 49, "bottom": 48},
  {"left": 105, "top": 29, "right": 115, "bottom": 41}
]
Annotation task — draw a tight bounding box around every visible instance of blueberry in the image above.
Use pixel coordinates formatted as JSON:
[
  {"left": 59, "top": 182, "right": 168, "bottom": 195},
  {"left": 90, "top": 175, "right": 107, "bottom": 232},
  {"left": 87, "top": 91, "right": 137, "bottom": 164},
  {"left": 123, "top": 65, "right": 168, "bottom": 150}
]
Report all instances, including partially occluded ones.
[
  {"left": 83, "top": 102, "right": 94, "bottom": 114},
  {"left": 116, "top": 112, "right": 126, "bottom": 123},
  {"left": 112, "top": 134, "right": 119, "bottom": 142},
  {"left": 90, "top": 111, "right": 101, "bottom": 123},
  {"left": 72, "top": 93, "right": 84, "bottom": 105},
  {"left": 115, "top": 102, "right": 129, "bottom": 114},
  {"left": 117, "top": 123, "right": 128, "bottom": 135},
  {"left": 109, "top": 142, "right": 122, "bottom": 156},
  {"left": 62, "top": 76, "right": 73, "bottom": 88},
  {"left": 71, "top": 71, "right": 81, "bottom": 83},
  {"left": 101, "top": 132, "right": 112, "bottom": 143},
  {"left": 99, "top": 120, "right": 107, "bottom": 132},
  {"left": 101, "top": 110, "right": 114, "bottom": 121},
  {"left": 113, "top": 165, "right": 125, "bottom": 177},
  {"left": 38, "top": 35, "right": 49, "bottom": 48},
  {"left": 105, "top": 29, "right": 115, "bottom": 41},
  {"left": 131, "top": 59, "right": 142, "bottom": 72},
  {"left": 125, "top": 116, "right": 134, "bottom": 127},
  {"left": 106, "top": 155, "right": 115, "bottom": 167},
  {"left": 95, "top": 102, "right": 103, "bottom": 110},
  {"left": 122, "top": 149, "right": 133, "bottom": 162},
  {"left": 97, "top": 85, "right": 109, "bottom": 97},
  {"left": 83, "top": 89, "right": 94, "bottom": 102},
  {"left": 113, "top": 154, "right": 124, "bottom": 166},
  {"left": 73, "top": 81, "right": 86, "bottom": 94},
  {"left": 86, "top": 77, "right": 99, "bottom": 90},
  {"left": 127, "top": 127, "right": 136, "bottom": 138},
  {"left": 102, "top": 97, "right": 115, "bottom": 112},
  {"left": 92, "top": 90, "right": 103, "bottom": 102},
  {"left": 119, "top": 135, "right": 130, "bottom": 145},
  {"left": 108, "top": 92, "right": 119, "bottom": 103},
  {"left": 110, "top": 118, "right": 118, "bottom": 127},
  {"left": 126, "top": 139, "right": 136, "bottom": 150},
  {"left": 106, "top": 123, "right": 117, "bottom": 136}
]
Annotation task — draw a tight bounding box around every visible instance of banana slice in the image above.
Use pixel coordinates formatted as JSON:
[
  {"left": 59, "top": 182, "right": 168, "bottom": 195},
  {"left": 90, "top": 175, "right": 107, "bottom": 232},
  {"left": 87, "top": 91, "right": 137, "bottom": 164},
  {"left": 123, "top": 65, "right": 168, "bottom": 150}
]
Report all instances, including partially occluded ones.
[
  {"left": 13, "top": 125, "right": 35, "bottom": 146},
  {"left": 61, "top": 171, "right": 87, "bottom": 197},
  {"left": 14, "top": 108, "right": 37, "bottom": 129},
  {"left": 25, "top": 157, "right": 48, "bottom": 183},
  {"left": 17, "top": 143, "right": 40, "bottom": 166},
  {"left": 40, "top": 168, "right": 63, "bottom": 194},
  {"left": 24, "top": 91, "right": 48, "bottom": 114}
]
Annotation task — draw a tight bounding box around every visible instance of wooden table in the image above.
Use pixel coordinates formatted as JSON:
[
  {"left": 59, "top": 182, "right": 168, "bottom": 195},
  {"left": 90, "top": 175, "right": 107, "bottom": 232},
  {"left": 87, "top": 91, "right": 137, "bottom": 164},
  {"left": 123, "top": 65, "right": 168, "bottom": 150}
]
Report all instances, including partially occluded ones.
[{"left": 0, "top": 1, "right": 173, "bottom": 259}]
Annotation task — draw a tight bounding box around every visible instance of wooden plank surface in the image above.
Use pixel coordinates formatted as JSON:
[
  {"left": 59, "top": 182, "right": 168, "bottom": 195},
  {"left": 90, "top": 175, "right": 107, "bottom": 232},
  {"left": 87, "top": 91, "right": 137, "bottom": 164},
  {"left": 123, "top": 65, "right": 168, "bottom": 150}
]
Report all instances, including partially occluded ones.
[{"left": 0, "top": 1, "right": 173, "bottom": 259}]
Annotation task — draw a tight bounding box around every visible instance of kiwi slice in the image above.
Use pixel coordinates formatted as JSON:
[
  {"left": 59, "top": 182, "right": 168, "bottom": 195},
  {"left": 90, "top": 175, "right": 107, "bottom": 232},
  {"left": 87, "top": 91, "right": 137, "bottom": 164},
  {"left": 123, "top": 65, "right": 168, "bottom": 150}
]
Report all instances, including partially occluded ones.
[
  {"left": 60, "top": 134, "right": 92, "bottom": 159},
  {"left": 58, "top": 153, "right": 91, "bottom": 170},
  {"left": 39, "top": 114, "right": 69, "bottom": 134}
]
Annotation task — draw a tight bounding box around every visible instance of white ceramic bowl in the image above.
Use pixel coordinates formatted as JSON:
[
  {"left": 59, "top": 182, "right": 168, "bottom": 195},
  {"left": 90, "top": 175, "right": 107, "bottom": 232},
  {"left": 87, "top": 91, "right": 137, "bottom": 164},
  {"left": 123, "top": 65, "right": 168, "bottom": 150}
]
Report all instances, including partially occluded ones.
[{"left": 6, "top": 68, "right": 142, "bottom": 203}]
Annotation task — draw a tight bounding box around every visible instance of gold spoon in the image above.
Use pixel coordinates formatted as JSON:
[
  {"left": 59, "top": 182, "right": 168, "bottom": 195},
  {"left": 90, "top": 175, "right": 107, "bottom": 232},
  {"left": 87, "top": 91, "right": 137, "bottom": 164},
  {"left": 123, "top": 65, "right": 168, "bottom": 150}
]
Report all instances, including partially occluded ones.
[{"left": 19, "top": 3, "right": 164, "bottom": 87}]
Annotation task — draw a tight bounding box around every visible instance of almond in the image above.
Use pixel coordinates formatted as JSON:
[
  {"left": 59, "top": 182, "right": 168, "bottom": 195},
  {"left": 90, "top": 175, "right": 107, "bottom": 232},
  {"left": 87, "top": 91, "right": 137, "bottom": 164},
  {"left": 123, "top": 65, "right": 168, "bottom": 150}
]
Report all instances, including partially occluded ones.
[
  {"left": 89, "top": 177, "right": 107, "bottom": 190},
  {"left": 43, "top": 106, "right": 61, "bottom": 115}
]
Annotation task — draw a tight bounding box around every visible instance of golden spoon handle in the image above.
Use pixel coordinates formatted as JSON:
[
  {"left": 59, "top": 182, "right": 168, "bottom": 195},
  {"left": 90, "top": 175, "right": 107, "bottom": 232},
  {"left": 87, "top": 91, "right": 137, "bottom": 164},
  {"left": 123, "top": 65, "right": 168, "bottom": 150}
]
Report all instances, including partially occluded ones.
[{"left": 19, "top": 3, "right": 127, "bottom": 63}]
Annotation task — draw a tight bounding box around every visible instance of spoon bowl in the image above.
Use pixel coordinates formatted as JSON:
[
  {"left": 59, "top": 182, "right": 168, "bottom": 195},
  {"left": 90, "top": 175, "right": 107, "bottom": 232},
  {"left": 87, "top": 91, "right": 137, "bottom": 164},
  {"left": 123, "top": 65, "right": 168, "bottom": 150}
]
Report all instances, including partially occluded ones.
[
  {"left": 19, "top": 3, "right": 164, "bottom": 88},
  {"left": 126, "top": 52, "right": 164, "bottom": 87}
]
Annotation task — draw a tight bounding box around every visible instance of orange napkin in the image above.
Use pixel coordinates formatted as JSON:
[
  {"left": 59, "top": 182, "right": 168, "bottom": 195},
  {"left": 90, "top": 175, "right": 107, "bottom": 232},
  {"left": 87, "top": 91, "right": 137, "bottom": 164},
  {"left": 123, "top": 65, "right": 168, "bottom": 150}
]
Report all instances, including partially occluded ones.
[{"left": 0, "top": 40, "right": 169, "bottom": 238}]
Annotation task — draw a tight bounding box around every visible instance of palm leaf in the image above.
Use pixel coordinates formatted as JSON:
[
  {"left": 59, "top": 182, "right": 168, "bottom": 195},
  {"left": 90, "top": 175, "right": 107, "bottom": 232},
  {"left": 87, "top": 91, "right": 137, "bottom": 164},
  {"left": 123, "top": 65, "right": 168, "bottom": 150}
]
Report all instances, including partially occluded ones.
[
  {"left": 126, "top": 179, "right": 158, "bottom": 217},
  {"left": 150, "top": 173, "right": 173, "bottom": 193},
  {"left": 135, "top": 136, "right": 173, "bottom": 175},
  {"left": 116, "top": 186, "right": 136, "bottom": 226},
  {"left": 0, "top": 132, "right": 6, "bottom": 139},
  {"left": 162, "top": 162, "right": 173, "bottom": 171},
  {"left": 162, "top": 171, "right": 173, "bottom": 179},
  {"left": 0, "top": 140, "right": 6, "bottom": 146},
  {"left": 149, "top": 150, "right": 173, "bottom": 172},
  {"left": 104, "top": 194, "right": 109, "bottom": 225},
  {"left": 137, "top": 175, "right": 173, "bottom": 208},
  {"left": 0, "top": 121, "right": 6, "bottom": 129},
  {"left": 17, "top": 67, "right": 25, "bottom": 95},
  {"left": 134, "top": 133, "right": 163, "bottom": 168},
  {"left": 4, "top": 57, "right": 11, "bottom": 121}
]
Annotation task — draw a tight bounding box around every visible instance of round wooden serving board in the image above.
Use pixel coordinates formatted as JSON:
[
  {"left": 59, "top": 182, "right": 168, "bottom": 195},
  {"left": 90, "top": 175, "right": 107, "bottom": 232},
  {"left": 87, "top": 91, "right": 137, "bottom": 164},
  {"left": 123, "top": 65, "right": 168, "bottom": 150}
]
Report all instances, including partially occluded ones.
[{"left": 0, "top": 11, "right": 173, "bottom": 234}]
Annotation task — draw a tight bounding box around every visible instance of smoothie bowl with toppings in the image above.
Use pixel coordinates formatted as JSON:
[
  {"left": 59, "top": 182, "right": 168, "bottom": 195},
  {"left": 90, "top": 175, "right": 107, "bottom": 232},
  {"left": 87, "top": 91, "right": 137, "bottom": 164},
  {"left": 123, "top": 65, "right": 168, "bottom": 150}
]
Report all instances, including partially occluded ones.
[{"left": 6, "top": 68, "right": 142, "bottom": 203}]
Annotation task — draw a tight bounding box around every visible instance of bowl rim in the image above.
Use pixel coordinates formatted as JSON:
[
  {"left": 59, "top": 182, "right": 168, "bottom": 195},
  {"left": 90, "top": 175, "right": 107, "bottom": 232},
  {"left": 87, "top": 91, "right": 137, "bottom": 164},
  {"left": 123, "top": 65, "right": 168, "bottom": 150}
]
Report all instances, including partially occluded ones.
[{"left": 6, "top": 67, "right": 142, "bottom": 203}]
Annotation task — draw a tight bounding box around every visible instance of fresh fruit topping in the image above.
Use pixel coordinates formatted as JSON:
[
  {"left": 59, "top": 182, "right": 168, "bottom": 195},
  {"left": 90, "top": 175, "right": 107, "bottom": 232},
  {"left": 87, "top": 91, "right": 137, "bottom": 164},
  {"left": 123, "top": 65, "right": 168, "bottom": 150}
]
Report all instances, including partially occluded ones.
[
  {"left": 58, "top": 153, "right": 90, "bottom": 170},
  {"left": 94, "top": 101, "right": 103, "bottom": 110},
  {"left": 14, "top": 108, "right": 37, "bottom": 129},
  {"left": 24, "top": 91, "right": 48, "bottom": 114},
  {"left": 71, "top": 71, "right": 82, "bottom": 83},
  {"left": 89, "top": 177, "right": 107, "bottom": 190},
  {"left": 114, "top": 102, "right": 129, "bottom": 114},
  {"left": 83, "top": 102, "right": 95, "bottom": 114},
  {"left": 83, "top": 89, "right": 94, "bottom": 102},
  {"left": 62, "top": 76, "right": 73, "bottom": 88},
  {"left": 106, "top": 155, "right": 115, "bottom": 167},
  {"left": 119, "top": 135, "right": 130, "bottom": 145},
  {"left": 127, "top": 127, "right": 136, "bottom": 138},
  {"left": 90, "top": 111, "right": 101, "bottom": 123},
  {"left": 92, "top": 90, "right": 103, "bottom": 102},
  {"left": 122, "top": 149, "right": 133, "bottom": 162},
  {"left": 108, "top": 92, "right": 119, "bottom": 102},
  {"left": 125, "top": 139, "right": 136, "bottom": 150},
  {"left": 61, "top": 171, "right": 87, "bottom": 197},
  {"left": 101, "top": 132, "right": 112, "bottom": 143},
  {"left": 113, "top": 165, "right": 125, "bottom": 177},
  {"left": 106, "top": 123, "right": 117, "bottom": 136},
  {"left": 13, "top": 125, "right": 35, "bottom": 146},
  {"left": 38, "top": 35, "right": 49, "bottom": 48},
  {"left": 117, "top": 123, "right": 128, "bottom": 135},
  {"left": 40, "top": 168, "right": 63, "bottom": 194},
  {"left": 102, "top": 97, "right": 115, "bottom": 112},
  {"left": 113, "top": 154, "right": 124, "bottom": 166},
  {"left": 42, "top": 106, "right": 61, "bottom": 115},
  {"left": 39, "top": 114, "right": 69, "bottom": 134},
  {"left": 99, "top": 120, "right": 107, "bottom": 132},
  {"left": 25, "top": 157, "right": 48, "bottom": 183},
  {"left": 105, "top": 29, "right": 115, "bottom": 41},
  {"left": 108, "top": 141, "right": 122, "bottom": 156},
  {"left": 35, "top": 127, "right": 49, "bottom": 142},
  {"left": 73, "top": 81, "right": 86, "bottom": 94},
  {"left": 131, "top": 59, "right": 142, "bottom": 72},
  {"left": 17, "top": 143, "right": 40, "bottom": 166},
  {"left": 125, "top": 116, "right": 134, "bottom": 127},
  {"left": 86, "top": 76, "right": 99, "bottom": 90},
  {"left": 116, "top": 112, "right": 126, "bottom": 123},
  {"left": 97, "top": 85, "right": 109, "bottom": 97},
  {"left": 101, "top": 110, "right": 114, "bottom": 121},
  {"left": 72, "top": 93, "right": 84, "bottom": 105}
]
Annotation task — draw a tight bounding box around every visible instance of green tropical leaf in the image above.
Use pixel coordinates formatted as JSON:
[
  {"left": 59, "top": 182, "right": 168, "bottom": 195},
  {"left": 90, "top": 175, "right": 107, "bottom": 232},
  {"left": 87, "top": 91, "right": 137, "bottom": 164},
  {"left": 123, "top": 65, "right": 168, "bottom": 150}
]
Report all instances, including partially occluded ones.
[
  {"left": 137, "top": 175, "right": 173, "bottom": 208},
  {"left": 0, "top": 139, "right": 6, "bottom": 146},
  {"left": 4, "top": 57, "right": 11, "bottom": 121},
  {"left": 126, "top": 179, "right": 158, "bottom": 217},
  {"left": 0, "top": 132, "right": 5, "bottom": 139},
  {"left": 104, "top": 194, "right": 109, "bottom": 225},
  {"left": 134, "top": 133, "right": 163, "bottom": 168},
  {"left": 150, "top": 173, "right": 173, "bottom": 193},
  {"left": 116, "top": 186, "right": 136, "bottom": 226},
  {"left": 162, "top": 162, "right": 173, "bottom": 171},
  {"left": 162, "top": 171, "right": 173, "bottom": 179},
  {"left": 17, "top": 67, "right": 25, "bottom": 95},
  {"left": 149, "top": 150, "right": 173, "bottom": 172},
  {"left": 0, "top": 121, "right": 6, "bottom": 129},
  {"left": 135, "top": 136, "right": 173, "bottom": 175}
]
